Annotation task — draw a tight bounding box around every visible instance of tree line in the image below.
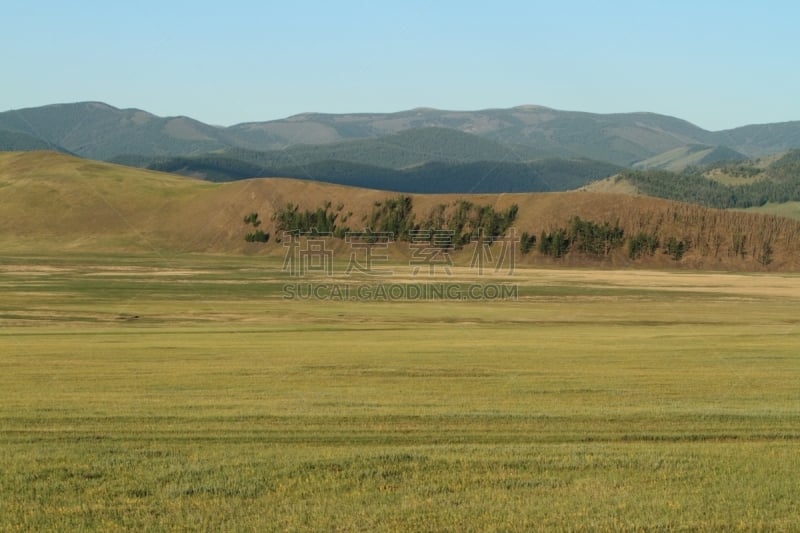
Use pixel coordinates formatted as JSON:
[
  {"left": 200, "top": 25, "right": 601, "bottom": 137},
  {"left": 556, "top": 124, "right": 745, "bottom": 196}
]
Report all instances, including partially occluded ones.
[
  {"left": 264, "top": 196, "right": 519, "bottom": 247},
  {"left": 243, "top": 189, "right": 800, "bottom": 267},
  {"left": 247, "top": 201, "right": 708, "bottom": 262}
]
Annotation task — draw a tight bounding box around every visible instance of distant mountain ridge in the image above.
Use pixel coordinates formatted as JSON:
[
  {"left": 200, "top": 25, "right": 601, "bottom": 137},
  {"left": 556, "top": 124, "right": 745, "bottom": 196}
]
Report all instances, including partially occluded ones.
[
  {"left": 0, "top": 102, "right": 231, "bottom": 160},
  {"left": 2, "top": 102, "right": 800, "bottom": 165}
]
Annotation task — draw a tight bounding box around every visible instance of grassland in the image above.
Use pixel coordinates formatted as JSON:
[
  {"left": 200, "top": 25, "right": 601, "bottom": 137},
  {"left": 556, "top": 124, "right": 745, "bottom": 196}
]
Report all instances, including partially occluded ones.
[
  {"left": 742, "top": 201, "right": 800, "bottom": 221},
  {"left": 1, "top": 252, "right": 799, "bottom": 531}
]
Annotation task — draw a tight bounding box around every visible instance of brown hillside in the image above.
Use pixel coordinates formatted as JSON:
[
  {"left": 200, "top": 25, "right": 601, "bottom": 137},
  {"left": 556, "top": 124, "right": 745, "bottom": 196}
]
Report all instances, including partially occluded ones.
[{"left": 1, "top": 151, "right": 799, "bottom": 270}]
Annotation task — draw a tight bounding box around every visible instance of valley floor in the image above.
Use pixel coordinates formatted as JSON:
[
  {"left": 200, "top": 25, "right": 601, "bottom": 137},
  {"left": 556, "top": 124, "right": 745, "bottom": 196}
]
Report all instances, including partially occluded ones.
[{"left": 1, "top": 254, "right": 799, "bottom": 530}]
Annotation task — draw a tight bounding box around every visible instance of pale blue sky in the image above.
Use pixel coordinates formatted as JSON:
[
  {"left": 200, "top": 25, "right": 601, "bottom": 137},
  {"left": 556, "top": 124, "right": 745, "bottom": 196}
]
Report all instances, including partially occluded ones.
[{"left": 3, "top": 1, "right": 799, "bottom": 130}]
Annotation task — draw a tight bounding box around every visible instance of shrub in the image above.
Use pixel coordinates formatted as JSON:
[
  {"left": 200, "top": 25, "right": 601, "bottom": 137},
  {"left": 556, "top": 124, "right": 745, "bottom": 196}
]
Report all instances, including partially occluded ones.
[
  {"left": 628, "top": 232, "right": 659, "bottom": 259},
  {"left": 245, "top": 230, "right": 269, "bottom": 243},
  {"left": 664, "top": 237, "right": 688, "bottom": 260},
  {"left": 520, "top": 232, "right": 536, "bottom": 254}
]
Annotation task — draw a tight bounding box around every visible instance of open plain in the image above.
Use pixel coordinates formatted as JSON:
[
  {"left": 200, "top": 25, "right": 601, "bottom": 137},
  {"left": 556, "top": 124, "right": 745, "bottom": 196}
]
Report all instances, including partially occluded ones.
[{"left": 1, "top": 253, "right": 799, "bottom": 530}]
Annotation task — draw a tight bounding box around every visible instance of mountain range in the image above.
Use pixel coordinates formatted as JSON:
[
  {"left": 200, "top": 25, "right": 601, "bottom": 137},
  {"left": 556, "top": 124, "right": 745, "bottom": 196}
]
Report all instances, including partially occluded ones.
[
  {"left": 2, "top": 101, "right": 800, "bottom": 194},
  {"left": 5, "top": 102, "right": 800, "bottom": 162}
]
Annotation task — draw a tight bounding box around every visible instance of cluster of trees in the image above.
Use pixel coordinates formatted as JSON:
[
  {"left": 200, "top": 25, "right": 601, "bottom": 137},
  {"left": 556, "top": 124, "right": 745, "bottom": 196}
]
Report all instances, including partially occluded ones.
[
  {"left": 718, "top": 163, "right": 761, "bottom": 179},
  {"left": 535, "top": 217, "right": 695, "bottom": 262},
  {"left": 249, "top": 201, "right": 791, "bottom": 265},
  {"left": 730, "top": 230, "right": 773, "bottom": 265},
  {"left": 261, "top": 196, "right": 519, "bottom": 247},
  {"left": 419, "top": 200, "right": 519, "bottom": 247},
  {"left": 367, "top": 196, "right": 415, "bottom": 240},
  {"left": 538, "top": 217, "right": 624, "bottom": 258},
  {"left": 243, "top": 212, "right": 269, "bottom": 242},
  {"left": 567, "top": 217, "right": 624, "bottom": 255},
  {"left": 663, "top": 237, "right": 689, "bottom": 261},
  {"left": 519, "top": 232, "right": 537, "bottom": 254},
  {"left": 274, "top": 202, "right": 340, "bottom": 234},
  {"left": 627, "top": 231, "right": 659, "bottom": 259},
  {"left": 538, "top": 229, "right": 570, "bottom": 258}
]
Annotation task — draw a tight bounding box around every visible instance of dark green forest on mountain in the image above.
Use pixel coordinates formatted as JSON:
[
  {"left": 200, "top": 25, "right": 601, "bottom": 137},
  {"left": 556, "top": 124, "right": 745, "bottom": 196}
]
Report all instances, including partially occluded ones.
[
  {"left": 621, "top": 150, "right": 800, "bottom": 208},
  {"left": 117, "top": 154, "right": 620, "bottom": 194}
]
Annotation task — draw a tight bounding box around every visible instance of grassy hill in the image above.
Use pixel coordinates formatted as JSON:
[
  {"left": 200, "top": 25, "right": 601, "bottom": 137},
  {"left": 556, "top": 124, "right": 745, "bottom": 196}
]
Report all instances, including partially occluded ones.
[
  {"left": 1, "top": 151, "right": 799, "bottom": 270},
  {"left": 633, "top": 144, "right": 747, "bottom": 172},
  {"left": 0, "top": 151, "right": 219, "bottom": 252},
  {"left": 740, "top": 202, "right": 800, "bottom": 221}
]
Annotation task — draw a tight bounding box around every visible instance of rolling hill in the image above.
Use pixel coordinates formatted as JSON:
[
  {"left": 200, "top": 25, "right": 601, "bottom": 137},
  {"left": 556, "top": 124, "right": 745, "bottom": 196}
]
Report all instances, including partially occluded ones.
[{"left": 1, "top": 151, "right": 798, "bottom": 270}]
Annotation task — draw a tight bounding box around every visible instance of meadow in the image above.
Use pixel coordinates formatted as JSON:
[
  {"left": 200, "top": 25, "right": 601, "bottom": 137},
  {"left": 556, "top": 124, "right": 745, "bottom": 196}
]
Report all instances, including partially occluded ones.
[{"left": 1, "top": 253, "right": 799, "bottom": 531}]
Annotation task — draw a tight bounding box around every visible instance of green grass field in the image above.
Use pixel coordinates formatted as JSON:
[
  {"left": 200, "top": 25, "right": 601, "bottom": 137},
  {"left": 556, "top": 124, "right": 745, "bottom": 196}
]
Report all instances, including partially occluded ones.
[
  {"left": 1, "top": 253, "right": 799, "bottom": 531},
  {"left": 741, "top": 201, "right": 800, "bottom": 221}
]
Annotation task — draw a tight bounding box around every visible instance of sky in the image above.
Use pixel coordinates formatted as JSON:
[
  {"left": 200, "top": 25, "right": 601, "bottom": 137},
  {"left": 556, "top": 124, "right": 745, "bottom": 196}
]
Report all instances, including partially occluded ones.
[{"left": 3, "top": 0, "right": 799, "bottom": 131}]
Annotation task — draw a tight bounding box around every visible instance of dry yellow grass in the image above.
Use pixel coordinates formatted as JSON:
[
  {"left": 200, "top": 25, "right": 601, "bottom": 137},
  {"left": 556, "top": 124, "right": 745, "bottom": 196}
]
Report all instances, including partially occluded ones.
[{"left": 2, "top": 151, "right": 800, "bottom": 270}]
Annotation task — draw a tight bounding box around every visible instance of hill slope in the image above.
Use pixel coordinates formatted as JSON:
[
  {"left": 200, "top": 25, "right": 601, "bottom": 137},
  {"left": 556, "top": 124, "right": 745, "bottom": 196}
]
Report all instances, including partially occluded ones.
[
  {"left": 633, "top": 145, "right": 747, "bottom": 172},
  {"left": 715, "top": 121, "right": 800, "bottom": 157},
  {"left": 1, "top": 151, "right": 799, "bottom": 270},
  {"left": 0, "top": 129, "right": 68, "bottom": 153}
]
